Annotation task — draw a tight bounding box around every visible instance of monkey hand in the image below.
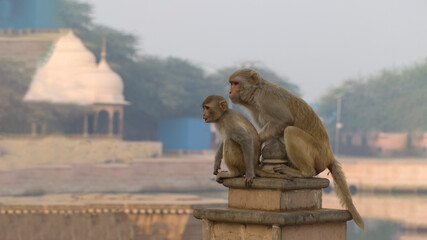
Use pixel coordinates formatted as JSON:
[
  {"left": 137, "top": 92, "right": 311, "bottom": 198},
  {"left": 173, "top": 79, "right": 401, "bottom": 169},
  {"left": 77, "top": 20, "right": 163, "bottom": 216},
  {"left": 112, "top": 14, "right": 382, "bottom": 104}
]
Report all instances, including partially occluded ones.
[
  {"left": 213, "top": 159, "right": 221, "bottom": 175},
  {"left": 215, "top": 174, "right": 224, "bottom": 183},
  {"left": 244, "top": 172, "right": 255, "bottom": 187},
  {"left": 213, "top": 166, "right": 221, "bottom": 175}
]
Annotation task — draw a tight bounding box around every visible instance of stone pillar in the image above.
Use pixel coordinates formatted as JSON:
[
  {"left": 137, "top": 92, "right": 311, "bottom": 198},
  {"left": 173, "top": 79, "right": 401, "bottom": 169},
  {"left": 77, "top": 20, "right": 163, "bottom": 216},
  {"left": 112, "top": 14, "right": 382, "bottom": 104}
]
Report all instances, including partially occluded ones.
[
  {"left": 193, "top": 178, "right": 351, "bottom": 240},
  {"left": 108, "top": 110, "right": 114, "bottom": 137},
  {"left": 83, "top": 114, "right": 88, "bottom": 137},
  {"left": 41, "top": 123, "right": 46, "bottom": 135},
  {"left": 93, "top": 111, "right": 98, "bottom": 133},
  {"left": 261, "top": 138, "right": 289, "bottom": 173},
  {"left": 118, "top": 108, "right": 124, "bottom": 138},
  {"left": 31, "top": 123, "right": 37, "bottom": 137}
]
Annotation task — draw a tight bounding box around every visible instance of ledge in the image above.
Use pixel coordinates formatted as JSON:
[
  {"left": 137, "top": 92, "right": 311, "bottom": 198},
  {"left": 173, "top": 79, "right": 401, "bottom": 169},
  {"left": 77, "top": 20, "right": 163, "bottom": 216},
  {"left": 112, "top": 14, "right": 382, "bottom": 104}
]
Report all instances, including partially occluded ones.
[
  {"left": 222, "top": 177, "right": 330, "bottom": 191},
  {"left": 193, "top": 208, "right": 351, "bottom": 226}
]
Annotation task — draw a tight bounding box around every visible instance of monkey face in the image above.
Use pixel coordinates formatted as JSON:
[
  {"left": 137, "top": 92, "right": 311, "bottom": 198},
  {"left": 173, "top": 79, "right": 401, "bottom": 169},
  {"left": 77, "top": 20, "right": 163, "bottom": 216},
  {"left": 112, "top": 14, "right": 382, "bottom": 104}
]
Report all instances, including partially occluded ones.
[
  {"left": 202, "top": 104, "right": 223, "bottom": 123},
  {"left": 202, "top": 95, "right": 228, "bottom": 123},
  {"left": 228, "top": 77, "right": 242, "bottom": 103},
  {"left": 202, "top": 104, "right": 215, "bottom": 123}
]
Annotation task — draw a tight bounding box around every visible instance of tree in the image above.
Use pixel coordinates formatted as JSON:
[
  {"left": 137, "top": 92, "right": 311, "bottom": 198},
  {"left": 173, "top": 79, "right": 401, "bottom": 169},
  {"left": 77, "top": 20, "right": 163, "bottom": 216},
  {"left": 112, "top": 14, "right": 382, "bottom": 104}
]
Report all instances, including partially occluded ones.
[
  {"left": 0, "top": 60, "right": 32, "bottom": 133},
  {"left": 122, "top": 56, "right": 224, "bottom": 140},
  {"left": 317, "top": 60, "right": 427, "bottom": 136}
]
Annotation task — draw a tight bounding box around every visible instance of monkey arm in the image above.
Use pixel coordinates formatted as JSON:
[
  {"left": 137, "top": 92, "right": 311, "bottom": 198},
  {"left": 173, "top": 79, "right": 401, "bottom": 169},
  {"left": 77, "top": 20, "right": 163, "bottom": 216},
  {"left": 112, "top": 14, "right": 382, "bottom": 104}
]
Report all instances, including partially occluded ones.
[
  {"left": 258, "top": 100, "right": 295, "bottom": 142},
  {"left": 231, "top": 132, "right": 255, "bottom": 187},
  {"left": 259, "top": 121, "right": 284, "bottom": 143},
  {"left": 213, "top": 143, "right": 223, "bottom": 175}
]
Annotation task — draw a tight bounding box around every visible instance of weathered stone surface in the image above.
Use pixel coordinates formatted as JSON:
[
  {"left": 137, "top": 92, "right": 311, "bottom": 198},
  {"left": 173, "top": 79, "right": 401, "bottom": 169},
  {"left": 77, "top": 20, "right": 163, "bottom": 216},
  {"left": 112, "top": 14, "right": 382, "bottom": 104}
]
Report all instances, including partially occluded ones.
[
  {"left": 222, "top": 177, "right": 330, "bottom": 191},
  {"left": 213, "top": 222, "right": 273, "bottom": 240},
  {"left": 194, "top": 175, "right": 348, "bottom": 239},
  {"left": 193, "top": 208, "right": 351, "bottom": 226},
  {"left": 280, "top": 189, "right": 322, "bottom": 211},
  {"left": 282, "top": 222, "right": 347, "bottom": 240},
  {"left": 199, "top": 221, "right": 346, "bottom": 240},
  {"left": 228, "top": 188, "right": 322, "bottom": 211},
  {"left": 229, "top": 188, "right": 282, "bottom": 211},
  {"left": 0, "top": 194, "right": 226, "bottom": 240}
]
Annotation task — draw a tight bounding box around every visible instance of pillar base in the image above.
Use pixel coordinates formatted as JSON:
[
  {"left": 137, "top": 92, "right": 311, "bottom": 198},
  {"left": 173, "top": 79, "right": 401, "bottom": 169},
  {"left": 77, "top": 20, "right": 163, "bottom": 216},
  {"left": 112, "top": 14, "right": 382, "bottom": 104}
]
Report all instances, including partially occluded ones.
[
  {"left": 193, "top": 178, "right": 352, "bottom": 240},
  {"left": 194, "top": 208, "right": 350, "bottom": 240}
]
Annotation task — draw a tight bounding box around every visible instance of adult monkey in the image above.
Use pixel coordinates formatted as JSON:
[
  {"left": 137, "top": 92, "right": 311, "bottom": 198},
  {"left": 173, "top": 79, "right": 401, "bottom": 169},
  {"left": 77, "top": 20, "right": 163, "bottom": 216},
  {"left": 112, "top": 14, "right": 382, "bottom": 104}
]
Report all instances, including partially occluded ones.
[
  {"left": 228, "top": 68, "right": 364, "bottom": 230},
  {"left": 202, "top": 95, "right": 292, "bottom": 187}
]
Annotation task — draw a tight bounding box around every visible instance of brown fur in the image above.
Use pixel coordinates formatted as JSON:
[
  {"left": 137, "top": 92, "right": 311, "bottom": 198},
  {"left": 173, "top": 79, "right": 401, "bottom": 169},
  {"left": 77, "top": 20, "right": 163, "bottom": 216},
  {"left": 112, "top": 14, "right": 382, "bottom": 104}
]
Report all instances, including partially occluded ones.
[
  {"left": 228, "top": 69, "right": 364, "bottom": 230},
  {"left": 202, "top": 95, "right": 292, "bottom": 187}
]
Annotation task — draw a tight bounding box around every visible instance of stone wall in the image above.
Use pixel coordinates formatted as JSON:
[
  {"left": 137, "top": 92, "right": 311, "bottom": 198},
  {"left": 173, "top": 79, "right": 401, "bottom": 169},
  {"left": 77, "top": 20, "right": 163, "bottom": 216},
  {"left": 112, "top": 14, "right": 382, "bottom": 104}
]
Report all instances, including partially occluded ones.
[
  {"left": 0, "top": 194, "right": 226, "bottom": 240},
  {"left": 0, "top": 28, "right": 67, "bottom": 70},
  {"left": 0, "top": 154, "right": 222, "bottom": 196},
  {"left": 0, "top": 136, "right": 162, "bottom": 170}
]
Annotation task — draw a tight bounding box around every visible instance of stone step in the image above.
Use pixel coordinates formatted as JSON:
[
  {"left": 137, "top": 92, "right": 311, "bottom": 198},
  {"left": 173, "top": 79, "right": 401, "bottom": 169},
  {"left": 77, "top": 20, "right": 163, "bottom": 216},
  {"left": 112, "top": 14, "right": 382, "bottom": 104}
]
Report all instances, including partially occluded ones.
[
  {"left": 222, "top": 177, "right": 330, "bottom": 191},
  {"left": 223, "top": 177, "right": 330, "bottom": 211},
  {"left": 193, "top": 208, "right": 351, "bottom": 227},
  {"left": 194, "top": 208, "right": 351, "bottom": 240}
]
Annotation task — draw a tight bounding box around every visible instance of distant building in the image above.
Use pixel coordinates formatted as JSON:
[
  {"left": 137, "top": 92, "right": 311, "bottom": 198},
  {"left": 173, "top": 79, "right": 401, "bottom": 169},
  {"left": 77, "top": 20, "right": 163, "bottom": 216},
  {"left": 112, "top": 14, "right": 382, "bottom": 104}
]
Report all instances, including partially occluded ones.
[
  {"left": 339, "top": 131, "right": 427, "bottom": 157},
  {"left": 411, "top": 132, "right": 427, "bottom": 156},
  {"left": 23, "top": 31, "right": 130, "bottom": 138}
]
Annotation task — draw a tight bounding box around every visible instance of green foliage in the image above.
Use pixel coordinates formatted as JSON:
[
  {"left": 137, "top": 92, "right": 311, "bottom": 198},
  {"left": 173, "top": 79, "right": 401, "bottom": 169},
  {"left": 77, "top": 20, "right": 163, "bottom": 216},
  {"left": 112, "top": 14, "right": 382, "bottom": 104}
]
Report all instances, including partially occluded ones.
[
  {"left": 124, "top": 56, "right": 224, "bottom": 119},
  {"left": 77, "top": 25, "right": 138, "bottom": 65},
  {"left": 57, "top": 0, "right": 138, "bottom": 64},
  {"left": 120, "top": 56, "right": 224, "bottom": 140},
  {"left": 0, "top": 60, "right": 31, "bottom": 133},
  {"left": 317, "top": 60, "right": 427, "bottom": 135},
  {"left": 57, "top": 0, "right": 92, "bottom": 30}
]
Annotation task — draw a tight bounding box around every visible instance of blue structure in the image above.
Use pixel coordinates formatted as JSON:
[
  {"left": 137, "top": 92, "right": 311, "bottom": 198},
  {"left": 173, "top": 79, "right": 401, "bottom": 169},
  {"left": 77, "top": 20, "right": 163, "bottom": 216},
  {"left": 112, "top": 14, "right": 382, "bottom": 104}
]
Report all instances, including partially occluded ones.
[
  {"left": 0, "top": 0, "right": 61, "bottom": 29},
  {"left": 158, "top": 118, "right": 211, "bottom": 151}
]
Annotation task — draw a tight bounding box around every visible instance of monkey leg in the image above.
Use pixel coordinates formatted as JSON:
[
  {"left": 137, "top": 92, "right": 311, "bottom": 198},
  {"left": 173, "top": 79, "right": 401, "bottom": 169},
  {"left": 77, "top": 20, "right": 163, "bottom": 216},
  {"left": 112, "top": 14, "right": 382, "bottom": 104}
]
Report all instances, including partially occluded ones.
[
  {"left": 255, "top": 167, "right": 293, "bottom": 180},
  {"left": 217, "top": 142, "right": 245, "bottom": 183},
  {"left": 216, "top": 170, "right": 242, "bottom": 183},
  {"left": 223, "top": 140, "right": 246, "bottom": 175},
  {"left": 273, "top": 165, "right": 305, "bottom": 178},
  {"left": 281, "top": 126, "right": 319, "bottom": 177}
]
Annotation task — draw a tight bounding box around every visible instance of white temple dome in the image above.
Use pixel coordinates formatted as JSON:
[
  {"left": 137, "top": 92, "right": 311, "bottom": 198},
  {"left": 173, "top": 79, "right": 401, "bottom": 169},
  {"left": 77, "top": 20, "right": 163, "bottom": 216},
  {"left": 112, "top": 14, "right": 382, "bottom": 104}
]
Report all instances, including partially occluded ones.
[
  {"left": 43, "top": 31, "right": 97, "bottom": 70},
  {"left": 23, "top": 30, "right": 129, "bottom": 106},
  {"left": 78, "top": 57, "right": 128, "bottom": 105}
]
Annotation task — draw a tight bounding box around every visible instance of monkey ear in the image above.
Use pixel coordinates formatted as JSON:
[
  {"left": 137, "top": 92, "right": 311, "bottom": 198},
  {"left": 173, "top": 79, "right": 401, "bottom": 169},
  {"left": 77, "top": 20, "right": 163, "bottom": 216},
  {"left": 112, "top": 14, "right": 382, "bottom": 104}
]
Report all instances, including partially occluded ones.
[
  {"left": 249, "top": 71, "right": 259, "bottom": 85},
  {"left": 219, "top": 100, "right": 228, "bottom": 111}
]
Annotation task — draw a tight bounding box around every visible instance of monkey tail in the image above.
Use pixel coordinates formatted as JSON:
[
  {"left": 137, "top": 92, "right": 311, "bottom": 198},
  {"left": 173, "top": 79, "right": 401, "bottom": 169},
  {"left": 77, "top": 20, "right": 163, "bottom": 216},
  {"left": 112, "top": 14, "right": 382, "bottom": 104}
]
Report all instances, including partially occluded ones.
[
  {"left": 328, "top": 160, "right": 365, "bottom": 231},
  {"left": 254, "top": 168, "right": 293, "bottom": 180}
]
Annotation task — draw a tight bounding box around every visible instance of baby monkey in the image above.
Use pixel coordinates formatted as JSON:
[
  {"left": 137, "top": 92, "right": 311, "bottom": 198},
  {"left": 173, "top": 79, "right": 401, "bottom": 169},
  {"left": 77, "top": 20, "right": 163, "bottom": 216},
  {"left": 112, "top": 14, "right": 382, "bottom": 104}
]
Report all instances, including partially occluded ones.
[{"left": 202, "top": 95, "right": 292, "bottom": 187}]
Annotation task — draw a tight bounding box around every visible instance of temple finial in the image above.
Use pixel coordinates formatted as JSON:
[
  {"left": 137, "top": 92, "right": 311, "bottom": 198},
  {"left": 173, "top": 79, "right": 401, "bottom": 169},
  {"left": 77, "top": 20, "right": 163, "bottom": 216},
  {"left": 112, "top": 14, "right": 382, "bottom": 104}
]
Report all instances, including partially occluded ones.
[{"left": 101, "top": 37, "right": 106, "bottom": 60}]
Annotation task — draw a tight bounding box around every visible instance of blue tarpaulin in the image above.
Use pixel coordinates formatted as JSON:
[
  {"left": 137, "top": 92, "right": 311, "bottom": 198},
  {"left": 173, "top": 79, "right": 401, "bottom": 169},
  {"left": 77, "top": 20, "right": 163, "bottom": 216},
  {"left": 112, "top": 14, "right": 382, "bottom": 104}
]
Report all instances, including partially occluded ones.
[
  {"left": 158, "top": 118, "right": 211, "bottom": 150},
  {"left": 0, "top": 0, "right": 61, "bottom": 29}
]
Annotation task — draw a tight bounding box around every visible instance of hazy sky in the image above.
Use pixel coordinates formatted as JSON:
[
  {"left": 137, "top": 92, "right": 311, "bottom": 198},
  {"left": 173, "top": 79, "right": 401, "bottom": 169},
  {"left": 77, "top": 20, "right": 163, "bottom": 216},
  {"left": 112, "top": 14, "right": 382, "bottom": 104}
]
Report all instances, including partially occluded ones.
[{"left": 85, "top": 0, "right": 427, "bottom": 102}]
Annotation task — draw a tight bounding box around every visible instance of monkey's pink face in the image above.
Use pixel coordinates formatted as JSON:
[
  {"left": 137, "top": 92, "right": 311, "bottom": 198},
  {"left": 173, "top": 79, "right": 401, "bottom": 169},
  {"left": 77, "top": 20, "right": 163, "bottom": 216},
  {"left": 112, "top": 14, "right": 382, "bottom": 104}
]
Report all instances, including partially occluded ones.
[
  {"left": 228, "top": 78, "right": 242, "bottom": 103},
  {"left": 202, "top": 105, "right": 213, "bottom": 123}
]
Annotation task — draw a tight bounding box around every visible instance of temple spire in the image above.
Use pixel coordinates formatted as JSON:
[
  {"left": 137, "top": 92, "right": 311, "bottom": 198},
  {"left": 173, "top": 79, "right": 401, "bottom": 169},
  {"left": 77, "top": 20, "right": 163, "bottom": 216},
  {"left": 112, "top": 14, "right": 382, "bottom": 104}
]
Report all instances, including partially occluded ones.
[{"left": 100, "top": 37, "right": 107, "bottom": 61}]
